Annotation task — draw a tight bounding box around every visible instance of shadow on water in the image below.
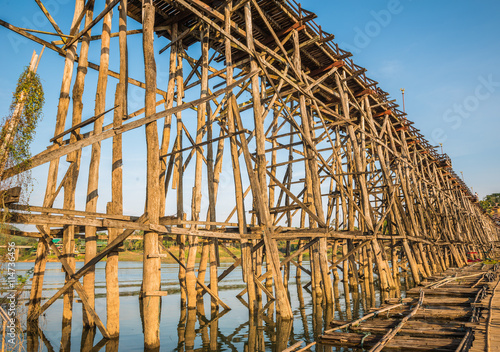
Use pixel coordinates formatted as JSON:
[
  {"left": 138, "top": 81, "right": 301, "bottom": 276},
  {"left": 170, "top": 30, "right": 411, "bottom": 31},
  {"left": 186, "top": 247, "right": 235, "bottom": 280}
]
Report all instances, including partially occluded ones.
[{"left": 21, "top": 261, "right": 413, "bottom": 351}]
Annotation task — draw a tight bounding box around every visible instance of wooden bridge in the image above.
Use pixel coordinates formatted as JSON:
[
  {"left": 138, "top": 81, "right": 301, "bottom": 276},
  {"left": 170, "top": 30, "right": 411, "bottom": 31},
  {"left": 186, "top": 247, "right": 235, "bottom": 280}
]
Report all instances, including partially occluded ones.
[{"left": 0, "top": 0, "right": 499, "bottom": 350}]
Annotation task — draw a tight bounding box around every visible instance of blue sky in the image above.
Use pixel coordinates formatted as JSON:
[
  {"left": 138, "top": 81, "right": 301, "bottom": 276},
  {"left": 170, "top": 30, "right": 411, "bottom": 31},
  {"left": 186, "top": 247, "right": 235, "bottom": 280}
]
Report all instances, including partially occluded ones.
[
  {"left": 0, "top": 0, "right": 499, "bottom": 219},
  {"left": 296, "top": 0, "right": 500, "bottom": 197}
]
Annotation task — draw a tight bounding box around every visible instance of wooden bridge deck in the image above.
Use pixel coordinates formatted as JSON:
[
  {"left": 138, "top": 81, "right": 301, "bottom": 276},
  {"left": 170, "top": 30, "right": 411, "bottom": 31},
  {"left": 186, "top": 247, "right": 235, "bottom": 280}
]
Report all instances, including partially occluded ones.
[
  {"left": 470, "top": 266, "right": 500, "bottom": 352},
  {"left": 318, "top": 264, "right": 500, "bottom": 351}
]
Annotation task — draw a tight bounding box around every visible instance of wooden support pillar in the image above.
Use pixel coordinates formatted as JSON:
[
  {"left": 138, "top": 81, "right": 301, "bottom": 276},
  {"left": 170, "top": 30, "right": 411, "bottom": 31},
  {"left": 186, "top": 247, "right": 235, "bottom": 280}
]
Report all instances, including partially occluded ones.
[
  {"left": 342, "top": 240, "right": 350, "bottom": 303},
  {"left": 296, "top": 239, "right": 304, "bottom": 281},
  {"left": 418, "top": 243, "right": 432, "bottom": 277},
  {"left": 361, "top": 244, "right": 371, "bottom": 304},
  {"left": 186, "top": 24, "right": 210, "bottom": 310},
  {"left": 254, "top": 239, "right": 263, "bottom": 302},
  {"left": 209, "top": 239, "right": 218, "bottom": 311},
  {"left": 402, "top": 239, "right": 420, "bottom": 285},
  {"left": 244, "top": 3, "right": 266, "bottom": 206},
  {"left": 197, "top": 240, "right": 209, "bottom": 299},
  {"left": 232, "top": 99, "right": 292, "bottom": 319},
  {"left": 170, "top": 24, "right": 186, "bottom": 307},
  {"left": 224, "top": 3, "right": 255, "bottom": 314},
  {"left": 83, "top": 0, "right": 113, "bottom": 328},
  {"left": 105, "top": 0, "right": 127, "bottom": 337},
  {"left": 292, "top": 29, "right": 333, "bottom": 304},
  {"left": 436, "top": 246, "right": 447, "bottom": 271},
  {"left": 335, "top": 73, "right": 394, "bottom": 291},
  {"left": 425, "top": 244, "right": 437, "bottom": 273},
  {"left": 331, "top": 240, "right": 340, "bottom": 282},
  {"left": 142, "top": 1, "right": 161, "bottom": 347},
  {"left": 391, "top": 236, "right": 399, "bottom": 282},
  {"left": 55, "top": 3, "right": 86, "bottom": 348}
]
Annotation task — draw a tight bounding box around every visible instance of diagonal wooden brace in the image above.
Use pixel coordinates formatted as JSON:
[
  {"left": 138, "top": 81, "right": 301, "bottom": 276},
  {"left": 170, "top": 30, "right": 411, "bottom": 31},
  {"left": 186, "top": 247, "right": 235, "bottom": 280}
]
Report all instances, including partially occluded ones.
[
  {"left": 237, "top": 238, "right": 320, "bottom": 297},
  {"left": 161, "top": 244, "right": 231, "bottom": 311},
  {"left": 31, "top": 225, "right": 110, "bottom": 338},
  {"left": 28, "top": 214, "right": 148, "bottom": 331}
]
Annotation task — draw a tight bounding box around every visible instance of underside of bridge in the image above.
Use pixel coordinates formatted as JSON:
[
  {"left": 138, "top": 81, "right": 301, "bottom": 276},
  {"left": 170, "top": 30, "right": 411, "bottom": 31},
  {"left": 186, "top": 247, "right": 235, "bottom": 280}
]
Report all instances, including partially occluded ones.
[{"left": 1, "top": 0, "right": 499, "bottom": 349}]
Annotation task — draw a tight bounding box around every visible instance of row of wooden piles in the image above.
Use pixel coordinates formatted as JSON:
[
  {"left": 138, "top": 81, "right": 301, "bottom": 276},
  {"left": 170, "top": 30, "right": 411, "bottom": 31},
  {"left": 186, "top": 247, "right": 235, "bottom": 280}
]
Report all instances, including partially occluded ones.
[{"left": 316, "top": 262, "right": 500, "bottom": 351}]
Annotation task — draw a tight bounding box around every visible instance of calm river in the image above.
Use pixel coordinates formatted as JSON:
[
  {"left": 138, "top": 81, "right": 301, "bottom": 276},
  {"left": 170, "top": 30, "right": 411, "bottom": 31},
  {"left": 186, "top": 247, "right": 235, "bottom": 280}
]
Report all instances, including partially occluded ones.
[{"left": 13, "top": 261, "right": 408, "bottom": 351}]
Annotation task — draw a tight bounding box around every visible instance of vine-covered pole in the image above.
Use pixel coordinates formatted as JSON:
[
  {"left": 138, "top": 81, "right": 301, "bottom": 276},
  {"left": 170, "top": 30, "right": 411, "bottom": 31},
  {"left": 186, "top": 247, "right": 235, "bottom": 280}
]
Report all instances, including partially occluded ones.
[{"left": 0, "top": 50, "right": 40, "bottom": 179}]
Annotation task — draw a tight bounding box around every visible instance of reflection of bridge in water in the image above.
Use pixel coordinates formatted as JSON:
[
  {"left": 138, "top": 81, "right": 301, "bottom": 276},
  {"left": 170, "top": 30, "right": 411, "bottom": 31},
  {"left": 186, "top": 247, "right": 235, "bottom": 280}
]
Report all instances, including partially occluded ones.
[
  {"left": 26, "top": 264, "right": 393, "bottom": 351},
  {"left": 0, "top": 0, "right": 499, "bottom": 350}
]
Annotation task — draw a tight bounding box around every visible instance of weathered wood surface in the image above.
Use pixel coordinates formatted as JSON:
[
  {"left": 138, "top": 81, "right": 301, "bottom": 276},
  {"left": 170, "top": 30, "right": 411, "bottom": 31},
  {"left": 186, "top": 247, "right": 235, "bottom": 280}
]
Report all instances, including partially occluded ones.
[
  {"left": 470, "top": 266, "right": 500, "bottom": 352},
  {"left": 321, "top": 264, "right": 500, "bottom": 351}
]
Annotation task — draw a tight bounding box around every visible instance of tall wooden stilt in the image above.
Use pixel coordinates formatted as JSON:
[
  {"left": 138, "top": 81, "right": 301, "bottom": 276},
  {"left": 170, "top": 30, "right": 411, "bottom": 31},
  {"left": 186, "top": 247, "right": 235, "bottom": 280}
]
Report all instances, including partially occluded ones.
[{"left": 142, "top": 0, "right": 161, "bottom": 347}]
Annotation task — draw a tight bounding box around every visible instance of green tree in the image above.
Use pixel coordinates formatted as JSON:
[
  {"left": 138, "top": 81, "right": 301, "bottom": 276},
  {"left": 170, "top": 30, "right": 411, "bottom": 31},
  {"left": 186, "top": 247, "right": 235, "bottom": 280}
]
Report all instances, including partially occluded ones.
[{"left": 480, "top": 193, "right": 500, "bottom": 215}]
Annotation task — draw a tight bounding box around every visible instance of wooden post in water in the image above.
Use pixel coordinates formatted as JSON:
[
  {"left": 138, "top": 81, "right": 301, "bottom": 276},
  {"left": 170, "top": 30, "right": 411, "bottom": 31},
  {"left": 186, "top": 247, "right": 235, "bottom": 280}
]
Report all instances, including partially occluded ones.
[
  {"left": 83, "top": 0, "right": 112, "bottom": 328},
  {"left": 105, "top": 0, "right": 127, "bottom": 337},
  {"left": 142, "top": 0, "right": 161, "bottom": 347}
]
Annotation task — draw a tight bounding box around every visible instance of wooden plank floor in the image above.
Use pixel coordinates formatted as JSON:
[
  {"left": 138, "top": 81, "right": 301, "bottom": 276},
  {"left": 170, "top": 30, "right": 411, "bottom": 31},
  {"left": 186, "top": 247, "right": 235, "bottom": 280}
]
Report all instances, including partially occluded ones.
[
  {"left": 470, "top": 269, "right": 500, "bottom": 352},
  {"left": 320, "top": 264, "right": 500, "bottom": 351}
]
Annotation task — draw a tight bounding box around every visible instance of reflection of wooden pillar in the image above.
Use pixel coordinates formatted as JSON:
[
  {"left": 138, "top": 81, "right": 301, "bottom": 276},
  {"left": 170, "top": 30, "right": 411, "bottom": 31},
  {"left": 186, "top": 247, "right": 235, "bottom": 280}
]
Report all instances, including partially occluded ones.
[
  {"left": 61, "top": 226, "right": 75, "bottom": 352},
  {"left": 185, "top": 308, "right": 196, "bottom": 352},
  {"left": 81, "top": 327, "right": 96, "bottom": 352},
  {"left": 105, "top": 338, "right": 119, "bottom": 352},
  {"left": 28, "top": 239, "right": 49, "bottom": 321},
  {"left": 209, "top": 306, "right": 218, "bottom": 351},
  {"left": 275, "top": 317, "right": 293, "bottom": 352},
  {"left": 297, "top": 279, "right": 310, "bottom": 339},
  {"left": 198, "top": 298, "right": 209, "bottom": 346},
  {"left": 177, "top": 308, "right": 186, "bottom": 351}
]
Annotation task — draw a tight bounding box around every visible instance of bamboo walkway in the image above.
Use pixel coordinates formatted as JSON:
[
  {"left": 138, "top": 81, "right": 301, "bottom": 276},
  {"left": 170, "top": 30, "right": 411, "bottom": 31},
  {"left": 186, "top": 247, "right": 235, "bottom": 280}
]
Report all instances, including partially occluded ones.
[{"left": 318, "top": 263, "right": 500, "bottom": 351}]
